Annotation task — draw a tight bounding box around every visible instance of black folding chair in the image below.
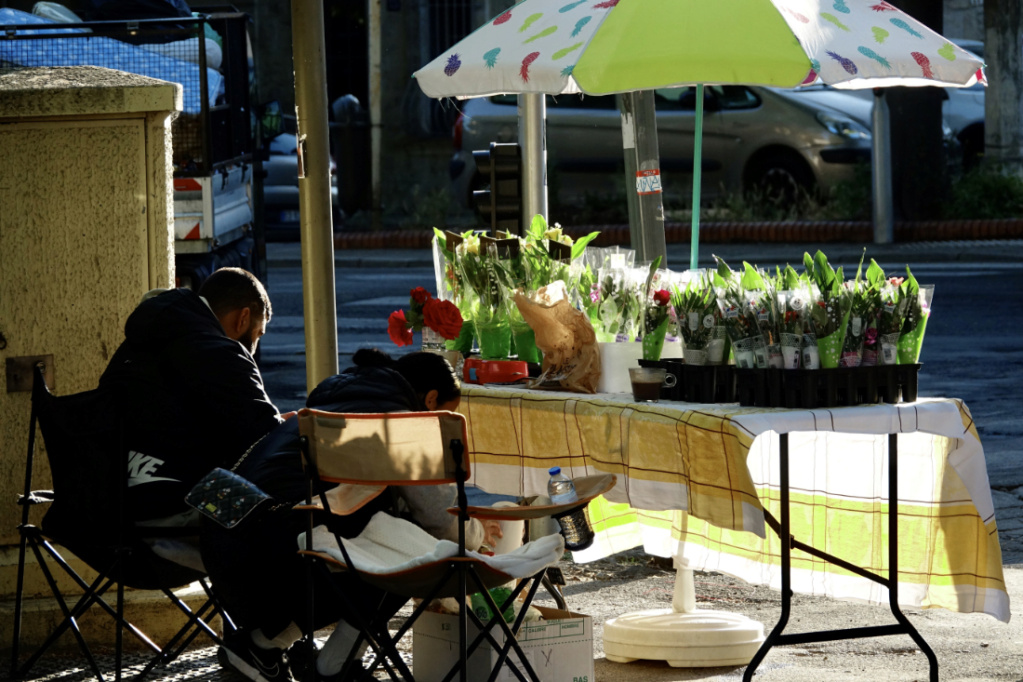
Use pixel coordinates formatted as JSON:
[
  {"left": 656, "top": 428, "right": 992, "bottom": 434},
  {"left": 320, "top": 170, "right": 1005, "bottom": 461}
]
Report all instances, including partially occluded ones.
[{"left": 10, "top": 365, "right": 232, "bottom": 682}]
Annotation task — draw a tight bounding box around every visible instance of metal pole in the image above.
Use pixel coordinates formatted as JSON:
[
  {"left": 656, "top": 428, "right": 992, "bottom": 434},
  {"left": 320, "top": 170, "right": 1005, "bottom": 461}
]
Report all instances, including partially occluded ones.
[
  {"left": 618, "top": 91, "right": 667, "bottom": 265},
  {"left": 292, "top": 0, "right": 338, "bottom": 390},
  {"left": 518, "top": 93, "right": 548, "bottom": 233},
  {"left": 369, "top": 0, "right": 383, "bottom": 231},
  {"left": 690, "top": 84, "right": 704, "bottom": 270},
  {"left": 872, "top": 88, "right": 894, "bottom": 244}
]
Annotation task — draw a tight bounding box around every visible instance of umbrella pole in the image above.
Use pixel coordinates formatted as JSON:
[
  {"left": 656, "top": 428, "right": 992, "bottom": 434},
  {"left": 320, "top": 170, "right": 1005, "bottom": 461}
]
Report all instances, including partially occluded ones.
[
  {"left": 690, "top": 84, "right": 704, "bottom": 271},
  {"left": 871, "top": 88, "right": 894, "bottom": 244},
  {"left": 518, "top": 93, "right": 548, "bottom": 233}
]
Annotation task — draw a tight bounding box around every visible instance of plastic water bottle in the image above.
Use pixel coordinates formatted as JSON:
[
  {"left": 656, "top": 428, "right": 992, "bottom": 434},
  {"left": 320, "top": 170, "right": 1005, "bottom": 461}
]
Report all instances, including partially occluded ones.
[{"left": 547, "top": 466, "right": 594, "bottom": 551}]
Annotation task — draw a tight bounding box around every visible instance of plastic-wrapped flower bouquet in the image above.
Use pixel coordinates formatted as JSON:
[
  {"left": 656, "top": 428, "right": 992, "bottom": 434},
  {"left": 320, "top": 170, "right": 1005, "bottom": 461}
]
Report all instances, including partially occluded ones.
[
  {"left": 641, "top": 286, "right": 672, "bottom": 360},
  {"left": 714, "top": 257, "right": 767, "bottom": 369},
  {"left": 671, "top": 271, "right": 720, "bottom": 366},
  {"left": 774, "top": 265, "right": 808, "bottom": 369},
  {"left": 897, "top": 268, "right": 933, "bottom": 364},
  {"left": 741, "top": 264, "right": 783, "bottom": 368},
  {"left": 803, "top": 251, "right": 851, "bottom": 368},
  {"left": 387, "top": 286, "right": 464, "bottom": 348}
]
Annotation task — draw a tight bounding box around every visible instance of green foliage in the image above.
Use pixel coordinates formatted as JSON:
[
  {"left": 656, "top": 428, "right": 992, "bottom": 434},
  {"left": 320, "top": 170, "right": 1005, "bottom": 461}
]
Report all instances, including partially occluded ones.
[
  {"left": 457, "top": 238, "right": 516, "bottom": 324},
  {"left": 662, "top": 167, "right": 871, "bottom": 223},
  {"left": 515, "top": 215, "right": 599, "bottom": 294},
  {"left": 941, "top": 167, "right": 1023, "bottom": 220},
  {"left": 670, "top": 273, "right": 718, "bottom": 350},
  {"left": 822, "top": 163, "right": 873, "bottom": 221},
  {"left": 388, "top": 183, "right": 452, "bottom": 230},
  {"left": 804, "top": 250, "right": 845, "bottom": 298},
  {"left": 565, "top": 188, "right": 629, "bottom": 224},
  {"left": 779, "top": 264, "right": 801, "bottom": 291},
  {"left": 803, "top": 250, "right": 850, "bottom": 337},
  {"left": 740, "top": 262, "right": 766, "bottom": 291}
]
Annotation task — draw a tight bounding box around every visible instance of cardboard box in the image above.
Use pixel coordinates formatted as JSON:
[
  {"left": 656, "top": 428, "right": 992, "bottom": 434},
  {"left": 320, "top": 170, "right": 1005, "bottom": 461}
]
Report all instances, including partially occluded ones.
[{"left": 412, "top": 606, "right": 594, "bottom": 682}]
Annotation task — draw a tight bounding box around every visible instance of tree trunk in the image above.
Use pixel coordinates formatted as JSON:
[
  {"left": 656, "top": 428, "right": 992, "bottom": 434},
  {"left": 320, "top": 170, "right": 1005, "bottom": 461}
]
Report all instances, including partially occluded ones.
[
  {"left": 984, "top": 0, "right": 1023, "bottom": 174},
  {"left": 887, "top": 1, "right": 948, "bottom": 221}
]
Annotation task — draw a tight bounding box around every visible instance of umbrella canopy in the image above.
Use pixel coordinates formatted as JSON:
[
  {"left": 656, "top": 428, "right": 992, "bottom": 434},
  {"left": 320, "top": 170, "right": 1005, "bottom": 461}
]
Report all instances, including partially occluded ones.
[
  {"left": 416, "top": 0, "right": 985, "bottom": 98},
  {"left": 415, "top": 0, "right": 985, "bottom": 267}
]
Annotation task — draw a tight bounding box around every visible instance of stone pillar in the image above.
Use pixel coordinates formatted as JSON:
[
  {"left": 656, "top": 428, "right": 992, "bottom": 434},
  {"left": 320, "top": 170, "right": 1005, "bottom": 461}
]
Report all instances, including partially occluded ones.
[{"left": 0, "top": 66, "right": 183, "bottom": 651}]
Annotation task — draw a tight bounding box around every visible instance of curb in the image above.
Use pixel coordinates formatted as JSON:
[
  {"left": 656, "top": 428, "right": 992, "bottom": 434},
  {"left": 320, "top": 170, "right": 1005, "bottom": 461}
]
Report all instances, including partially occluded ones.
[{"left": 332, "top": 219, "right": 1023, "bottom": 250}]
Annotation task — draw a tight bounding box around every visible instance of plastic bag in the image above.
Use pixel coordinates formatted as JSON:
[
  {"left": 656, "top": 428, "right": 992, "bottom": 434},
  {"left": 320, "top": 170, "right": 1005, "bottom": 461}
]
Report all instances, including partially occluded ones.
[{"left": 514, "top": 282, "right": 600, "bottom": 394}]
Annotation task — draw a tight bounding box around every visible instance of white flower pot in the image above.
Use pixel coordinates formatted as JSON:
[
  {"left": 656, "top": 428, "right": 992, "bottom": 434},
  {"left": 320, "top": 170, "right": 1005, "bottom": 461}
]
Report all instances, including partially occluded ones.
[{"left": 597, "top": 341, "right": 644, "bottom": 394}]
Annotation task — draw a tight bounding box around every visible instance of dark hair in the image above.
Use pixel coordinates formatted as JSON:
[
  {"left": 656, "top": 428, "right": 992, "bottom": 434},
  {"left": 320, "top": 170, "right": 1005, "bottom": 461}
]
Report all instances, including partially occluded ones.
[
  {"left": 353, "top": 348, "right": 461, "bottom": 407},
  {"left": 198, "top": 268, "right": 271, "bottom": 321}
]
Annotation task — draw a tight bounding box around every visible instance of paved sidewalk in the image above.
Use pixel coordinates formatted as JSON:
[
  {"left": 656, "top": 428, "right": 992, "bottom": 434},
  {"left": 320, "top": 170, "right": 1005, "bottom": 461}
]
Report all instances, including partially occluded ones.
[{"left": 14, "top": 559, "right": 1021, "bottom": 682}]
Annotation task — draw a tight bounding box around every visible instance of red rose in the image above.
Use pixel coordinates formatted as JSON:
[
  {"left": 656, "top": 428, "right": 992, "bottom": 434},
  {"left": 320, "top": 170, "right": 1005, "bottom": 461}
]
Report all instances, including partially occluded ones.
[
  {"left": 422, "top": 298, "right": 464, "bottom": 340},
  {"left": 653, "top": 289, "right": 671, "bottom": 306},
  {"left": 387, "top": 310, "right": 414, "bottom": 346},
  {"left": 410, "top": 287, "right": 431, "bottom": 305}
]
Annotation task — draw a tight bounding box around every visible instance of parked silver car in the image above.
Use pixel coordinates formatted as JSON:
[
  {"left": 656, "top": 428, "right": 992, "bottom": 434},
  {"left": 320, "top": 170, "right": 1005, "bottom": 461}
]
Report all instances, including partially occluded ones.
[
  {"left": 835, "top": 38, "right": 984, "bottom": 171},
  {"left": 263, "top": 133, "right": 340, "bottom": 240},
  {"left": 450, "top": 85, "right": 875, "bottom": 211}
]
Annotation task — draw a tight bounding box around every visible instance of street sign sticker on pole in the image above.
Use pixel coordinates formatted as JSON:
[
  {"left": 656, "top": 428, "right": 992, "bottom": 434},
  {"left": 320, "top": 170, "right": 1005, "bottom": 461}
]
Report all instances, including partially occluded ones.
[{"left": 636, "top": 169, "right": 662, "bottom": 195}]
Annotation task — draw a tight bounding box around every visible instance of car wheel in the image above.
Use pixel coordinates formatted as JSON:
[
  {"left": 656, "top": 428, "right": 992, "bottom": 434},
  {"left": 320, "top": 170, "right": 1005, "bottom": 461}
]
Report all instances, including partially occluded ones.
[{"left": 744, "top": 150, "right": 815, "bottom": 207}]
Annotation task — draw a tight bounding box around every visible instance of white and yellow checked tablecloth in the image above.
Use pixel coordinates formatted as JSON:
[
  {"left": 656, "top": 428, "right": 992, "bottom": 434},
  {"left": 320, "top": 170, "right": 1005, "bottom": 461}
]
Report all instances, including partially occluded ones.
[{"left": 457, "top": 385, "right": 1010, "bottom": 623}]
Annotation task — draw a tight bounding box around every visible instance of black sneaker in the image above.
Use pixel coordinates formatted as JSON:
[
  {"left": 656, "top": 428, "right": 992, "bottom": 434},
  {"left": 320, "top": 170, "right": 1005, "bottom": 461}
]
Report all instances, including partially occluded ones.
[
  {"left": 218, "top": 630, "right": 295, "bottom": 682},
  {"left": 284, "top": 638, "right": 321, "bottom": 682}
]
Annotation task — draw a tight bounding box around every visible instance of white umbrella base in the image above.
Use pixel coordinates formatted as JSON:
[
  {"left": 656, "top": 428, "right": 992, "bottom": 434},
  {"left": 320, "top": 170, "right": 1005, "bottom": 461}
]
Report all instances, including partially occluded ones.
[{"left": 603, "top": 607, "right": 765, "bottom": 667}]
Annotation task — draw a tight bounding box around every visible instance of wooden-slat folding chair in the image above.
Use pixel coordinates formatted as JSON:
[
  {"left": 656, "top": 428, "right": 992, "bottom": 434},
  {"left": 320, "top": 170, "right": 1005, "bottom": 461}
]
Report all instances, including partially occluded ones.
[{"left": 295, "top": 408, "right": 614, "bottom": 682}]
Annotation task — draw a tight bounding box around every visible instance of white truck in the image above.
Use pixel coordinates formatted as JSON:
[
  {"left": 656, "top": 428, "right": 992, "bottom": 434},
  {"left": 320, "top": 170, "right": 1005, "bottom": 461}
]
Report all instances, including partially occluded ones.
[{"left": 0, "top": 6, "right": 264, "bottom": 288}]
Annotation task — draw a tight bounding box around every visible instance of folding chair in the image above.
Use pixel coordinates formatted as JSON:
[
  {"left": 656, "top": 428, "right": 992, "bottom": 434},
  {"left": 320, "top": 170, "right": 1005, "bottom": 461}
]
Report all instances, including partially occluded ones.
[
  {"left": 295, "top": 408, "right": 615, "bottom": 682},
  {"left": 10, "top": 365, "right": 232, "bottom": 682}
]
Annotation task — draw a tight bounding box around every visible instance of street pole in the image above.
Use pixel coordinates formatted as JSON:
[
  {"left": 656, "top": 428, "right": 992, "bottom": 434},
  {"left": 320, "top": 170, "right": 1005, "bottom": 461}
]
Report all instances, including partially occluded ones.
[
  {"left": 871, "top": 88, "right": 894, "bottom": 244},
  {"left": 690, "top": 84, "right": 704, "bottom": 270},
  {"left": 619, "top": 91, "right": 667, "bottom": 265},
  {"left": 368, "top": 0, "right": 383, "bottom": 231},
  {"left": 518, "top": 93, "right": 548, "bottom": 233},
  {"left": 292, "top": 0, "right": 338, "bottom": 390}
]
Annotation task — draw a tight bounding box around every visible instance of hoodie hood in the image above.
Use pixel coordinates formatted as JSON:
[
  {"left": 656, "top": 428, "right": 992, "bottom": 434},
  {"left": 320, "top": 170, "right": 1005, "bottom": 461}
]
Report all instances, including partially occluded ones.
[
  {"left": 307, "top": 365, "right": 422, "bottom": 414},
  {"left": 123, "top": 288, "right": 225, "bottom": 348},
  {"left": 232, "top": 364, "right": 422, "bottom": 500}
]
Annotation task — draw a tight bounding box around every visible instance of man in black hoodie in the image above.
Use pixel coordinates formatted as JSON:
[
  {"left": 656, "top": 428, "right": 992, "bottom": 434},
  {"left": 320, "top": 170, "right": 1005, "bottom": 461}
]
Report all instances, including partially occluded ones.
[{"left": 100, "top": 267, "right": 283, "bottom": 525}]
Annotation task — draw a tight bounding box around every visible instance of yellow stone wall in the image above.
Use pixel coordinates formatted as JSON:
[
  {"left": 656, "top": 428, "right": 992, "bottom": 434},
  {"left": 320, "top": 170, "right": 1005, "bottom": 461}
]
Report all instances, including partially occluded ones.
[{"left": 0, "top": 67, "right": 181, "bottom": 649}]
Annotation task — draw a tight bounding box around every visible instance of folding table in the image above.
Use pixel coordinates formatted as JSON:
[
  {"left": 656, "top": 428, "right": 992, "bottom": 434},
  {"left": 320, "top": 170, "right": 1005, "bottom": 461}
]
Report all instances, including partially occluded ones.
[{"left": 456, "top": 385, "right": 1010, "bottom": 678}]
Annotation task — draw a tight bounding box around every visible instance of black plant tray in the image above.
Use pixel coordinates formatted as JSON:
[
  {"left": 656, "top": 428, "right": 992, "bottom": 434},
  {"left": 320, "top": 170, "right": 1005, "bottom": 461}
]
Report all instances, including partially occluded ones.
[
  {"left": 734, "top": 364, "right": 922, "bottom": 409},
  {"left": 637, "top": 360, "right": 737, "bottom": 403}
]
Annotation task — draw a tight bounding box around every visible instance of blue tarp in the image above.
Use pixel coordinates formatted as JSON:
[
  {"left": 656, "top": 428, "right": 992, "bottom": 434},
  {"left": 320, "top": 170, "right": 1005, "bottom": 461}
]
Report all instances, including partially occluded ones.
[{"left": 0, "top": 8, "right": 222, "bottom": 114}]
